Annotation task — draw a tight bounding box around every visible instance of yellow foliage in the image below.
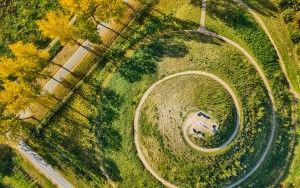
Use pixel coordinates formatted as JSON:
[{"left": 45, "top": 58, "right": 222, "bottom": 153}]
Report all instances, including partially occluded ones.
[
  {"left": 0, "top": 80, "right": 34, "bottom": 114},
  {"left": 59, "top": 0, "right": 92, "bottom": 14},
  {"left": 9, "top": 41, "right": 49, "bottom": 60},
  {"left": 0, "top": 41, "right": 45, "bottom": 115},
  {"left": 0, "top": 57, "right": 19, "bottom": 78},
  {"left": 94, "top": 0, "right": 126, "bottom": 22},
  {"left": 37, "top": 11, "right": 76, "bottom": 44}
]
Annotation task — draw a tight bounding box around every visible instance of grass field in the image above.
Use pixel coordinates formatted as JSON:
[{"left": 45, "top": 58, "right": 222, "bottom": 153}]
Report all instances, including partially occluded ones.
[
  {"left": 131, "top": 32, "right": 272, "bottom": 187},
  {"left": 23, "top": 0, "right": 296, "bottom": 187},
  {"left": 243, "top": 0, "right": 300, "bottom": 95},
  {"left": 205, "top": 0, "right": 296, "bottom": 186},
  {"left": 139, "top": 75, "right": 237, "bottom": 148}
]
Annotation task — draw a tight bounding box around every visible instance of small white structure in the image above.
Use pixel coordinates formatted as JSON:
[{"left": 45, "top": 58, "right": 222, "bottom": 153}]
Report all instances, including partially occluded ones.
[{"left": 188, "top": 112, "right": 218, "bottom": 138}]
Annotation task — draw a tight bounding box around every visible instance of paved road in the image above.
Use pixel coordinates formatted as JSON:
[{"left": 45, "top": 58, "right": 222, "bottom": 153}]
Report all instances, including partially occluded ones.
[
  {"left": 17, "top": 142, "right": 73, "bottom": 188},
  {"left": 18, "top": 1, "right": 137, "bottom": 186},
  {"left": 43, "top": 40, "right": 91, "bottom": 93}
]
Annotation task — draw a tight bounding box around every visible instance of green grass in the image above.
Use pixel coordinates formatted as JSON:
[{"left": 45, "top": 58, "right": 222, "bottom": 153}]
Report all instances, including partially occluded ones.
[
  {"left": 205, "top": 0, "right": 295, "bottom": 186},
  {"left": 25, "top": 0, "right": 201, "bottom": 187},
  {"left": 244, "top": 0, "right": 300, "bottom": 98},
  {"left": 124, "top": 32, "right": 272, "bottom": 187},
  {"left": 283, "top": 101, "right": 300, "bottom": 187},
  {"left": 25, "top": 0, "right": 295, "bottom": 187},
  {"left": 140, "top": 74, "right": 236, "bottom": 148}
]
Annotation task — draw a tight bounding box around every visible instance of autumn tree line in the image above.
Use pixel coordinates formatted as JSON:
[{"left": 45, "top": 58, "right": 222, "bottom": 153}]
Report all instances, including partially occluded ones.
[{"left": 0, "top": 0, "right": 134, "bottom": 144}]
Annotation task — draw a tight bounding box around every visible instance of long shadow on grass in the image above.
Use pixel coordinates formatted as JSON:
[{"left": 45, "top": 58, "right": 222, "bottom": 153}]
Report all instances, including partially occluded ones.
[
  {"left": 243, "top": 0, "right": 278, "bottom": 17},
  {"left": 207, "top": 0, "right": 279, "bottom": 76},
  {"left": 0, "top": 145, "right": 14, "bottom": 176},
  {"left": 118, "top": 31, "right": 222, "bottom": 83}
]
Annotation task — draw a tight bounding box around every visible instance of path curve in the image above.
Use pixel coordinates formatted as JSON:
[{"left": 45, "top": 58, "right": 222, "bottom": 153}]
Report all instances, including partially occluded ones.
[
  {"left": 180, "top": 73, "right": 242, "bottom": 152},
  {"left": 135, "top": 71, "right": 243, "bottom": 187},
  {"left": 235, "top": 0, "right": 300, "bottom": 99},
  {"left": 200, "top": 28, "right": 277, "bottom": 188},
  {"left": 133, "top": 29, "right": 277, "bottom": 187}
]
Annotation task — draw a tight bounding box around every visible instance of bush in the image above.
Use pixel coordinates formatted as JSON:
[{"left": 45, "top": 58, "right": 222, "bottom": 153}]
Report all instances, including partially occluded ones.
[
  {"left": 279, "top": 0, "right": 299, "bottom": 9},
  {"left": 282, "top": 8, "right": 295, "bottom": 23},
  {"left": 290, "top": 29, "right": 300, "bottom": 43}
]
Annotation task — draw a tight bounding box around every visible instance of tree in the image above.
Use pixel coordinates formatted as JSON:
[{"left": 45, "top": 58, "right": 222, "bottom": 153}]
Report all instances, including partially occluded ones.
[
  {"left": 0, "top": 42, "right": 48, "bottom": 142},
  {"left": 37, "top": 11, "right": 78, "bottom": 45},
  {"left": 37, "top": 10, "right": 102, "bottom": 54},
  {"left": 59, "top": 0, "right": 127, "bottom": 21},
  {"left": 59, "top": 0, "right": 128, "bottom": 39}
]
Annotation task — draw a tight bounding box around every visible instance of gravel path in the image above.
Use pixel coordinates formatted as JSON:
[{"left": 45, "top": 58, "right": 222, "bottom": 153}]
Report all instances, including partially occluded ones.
[{"left": 133, "top": 2, "right": 278, "bottom": 184}]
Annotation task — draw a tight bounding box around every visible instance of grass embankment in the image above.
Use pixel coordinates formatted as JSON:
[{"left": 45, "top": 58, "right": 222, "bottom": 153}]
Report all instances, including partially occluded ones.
[
  {"left": 283, "top": 101, "right": 300, "bottom": 187},
  {"left": 205, "top": 0, "right": 295, "bottom": 186},
  {"left": 131, "top": 32, "right": 272, "bottom": 187},
  {"left": 140, "top": 75, "right": 236, "bottom": 148},
  {"left": 0, "top": 145, "right": 55, "bottom": 188}
]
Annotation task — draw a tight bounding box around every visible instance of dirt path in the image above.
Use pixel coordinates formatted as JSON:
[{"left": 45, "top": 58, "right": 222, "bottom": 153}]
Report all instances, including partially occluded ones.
[
  {"left": 181, "top": 72, "right": 242, "bottom": 152},
  {"left": 234, "top": 0, "right": 300, "bottom": 99},
  {"left": 200, "top": 0, "right": 206, "bottom": 26},
  {"left": 200, "top": 28, "right": 277, "bottom": 188},
  {"left": 133, "top": 29, "right": 277, "bottom": 187}
]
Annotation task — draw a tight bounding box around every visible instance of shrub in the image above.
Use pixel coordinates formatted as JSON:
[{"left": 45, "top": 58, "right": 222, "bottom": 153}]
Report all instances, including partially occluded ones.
[{"left": 282, "top": 8, "right": 296, "bottom": 23}]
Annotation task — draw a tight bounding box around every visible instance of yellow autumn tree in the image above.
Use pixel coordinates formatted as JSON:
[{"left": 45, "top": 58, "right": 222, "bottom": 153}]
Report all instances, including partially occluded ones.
[
  {"left": 0, "top": 42, "right": 48, "bottom": 113},
  {"left": 94, "top": 0, "right": 127, "bottom": 22},
  {"left": 37, "top": 10, "right": 101, "bottom": 51},
  {"left": 0, "top": 42, "right": 48, "bottom": 142},
  {"left": 37, "top": 11, "right": 77, "bottom": 45},
  {"left": 59, "top": 0, "right": 126, "bottom": 22},
  {"left": 59, "top": 0, "right": 92, "bottom": 15}
]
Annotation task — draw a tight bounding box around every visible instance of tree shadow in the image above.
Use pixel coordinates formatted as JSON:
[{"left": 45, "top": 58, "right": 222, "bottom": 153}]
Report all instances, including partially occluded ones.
[
  {"left": 190, "top": 0, "right": 202, "bottom": 7},
  {"left": 92, "top": 88, "right": 124, "bottom": 152},
  {"left": 97, "top": 127, "right": 122, "bottom": 151},
  {"left": 207, "top": 0, "right": 255, "bottom": 29},
  {"left": 0, "top": 145, "right": 14, "bottom": 176},
  {"left": 102, "top": 158, "right": 123, "bottom": 182},
  {"left": 244, "top": 0, "right": 278, "bottom": 17},
  {"left": 118, "top": 30, "right": 222, "bottom": 83}
]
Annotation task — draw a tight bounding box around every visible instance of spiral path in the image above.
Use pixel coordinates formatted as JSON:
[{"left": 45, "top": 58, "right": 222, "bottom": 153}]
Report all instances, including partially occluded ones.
[{"left": 133, "top": 30, "right": 277, "bottom": 188}]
